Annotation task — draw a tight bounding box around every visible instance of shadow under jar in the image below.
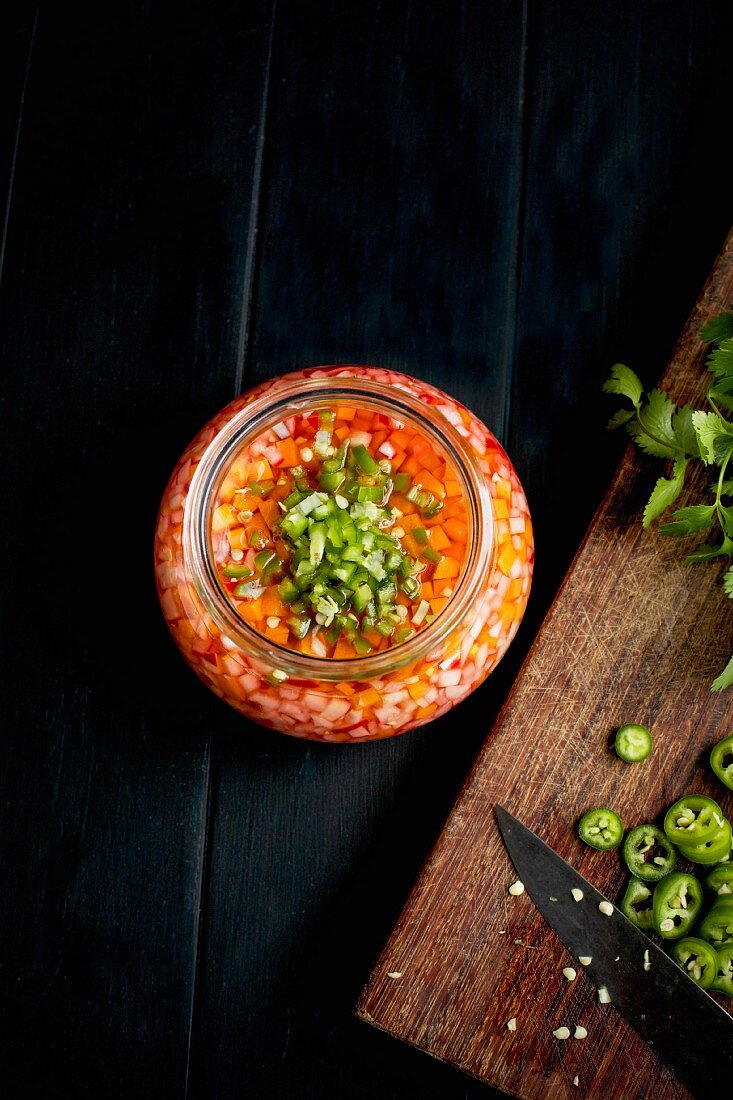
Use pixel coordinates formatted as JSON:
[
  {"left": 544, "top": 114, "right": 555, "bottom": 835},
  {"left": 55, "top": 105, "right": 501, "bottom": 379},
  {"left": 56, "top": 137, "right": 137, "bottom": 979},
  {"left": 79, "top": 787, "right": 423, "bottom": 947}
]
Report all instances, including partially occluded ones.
[{"left": 154, "top": 367, "right": 534, "bottom": 742}]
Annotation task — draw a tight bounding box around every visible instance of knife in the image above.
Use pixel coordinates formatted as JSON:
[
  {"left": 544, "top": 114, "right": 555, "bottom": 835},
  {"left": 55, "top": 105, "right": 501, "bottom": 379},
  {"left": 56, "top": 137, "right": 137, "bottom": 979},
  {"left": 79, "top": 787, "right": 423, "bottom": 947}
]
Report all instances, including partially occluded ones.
[{"left": 495, "top": 805, "right": 733, "bottom": 1096}]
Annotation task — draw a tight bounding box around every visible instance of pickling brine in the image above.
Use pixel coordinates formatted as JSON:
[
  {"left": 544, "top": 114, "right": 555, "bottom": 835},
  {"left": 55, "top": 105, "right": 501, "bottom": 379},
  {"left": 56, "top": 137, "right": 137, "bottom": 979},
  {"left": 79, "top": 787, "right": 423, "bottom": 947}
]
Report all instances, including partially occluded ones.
[{"left": 155, "top": 366, "right": 533, "bottom": 741}]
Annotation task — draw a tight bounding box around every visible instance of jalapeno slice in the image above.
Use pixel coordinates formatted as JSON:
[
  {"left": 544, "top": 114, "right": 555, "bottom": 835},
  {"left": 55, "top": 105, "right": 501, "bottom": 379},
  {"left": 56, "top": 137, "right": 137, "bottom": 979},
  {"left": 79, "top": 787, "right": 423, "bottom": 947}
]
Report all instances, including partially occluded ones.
[
  {"left": 663, "top": 795, "right": 724, "bottom": 847},
  {"left": 677, "top": 817, "right": 732, "bottom": 865},
  {"left": 620, "top": 876, "right": 654, "bottom": 930},
  {"left": 705, "top": 865, "right": 733, "bottom": 898},
  {"left": 710, "top": 734, "right": 733, "bottom": 791},
  {"left": 614, "top": 723, "right": 653, "bottom": 763},
  {"left": 652, "top": 872, "right": 704, "bottom": 939},
  {"left": 698, "top": 899, "right": 733, "bottom": 949},
  {"left": 578, "top": 807, "right": 624, "bottom": 850},
  {"left": 671, "top": 936, "right": 718, "bottom": 989},
  {"left": 713, "top": 945, "right": 733, "bottom": 996},
  {"left": 622, "top": 824, "right": 677, "bottom": 882}
]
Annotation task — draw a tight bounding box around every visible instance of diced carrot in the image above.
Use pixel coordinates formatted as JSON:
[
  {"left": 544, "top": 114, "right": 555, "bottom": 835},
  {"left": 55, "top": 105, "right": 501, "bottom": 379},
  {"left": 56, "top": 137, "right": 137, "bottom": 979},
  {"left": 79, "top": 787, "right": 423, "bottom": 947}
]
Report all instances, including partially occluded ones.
[
  {"left": 238, "top": 598, "right": 262, "bottom": 621},
  {"left": 212, "top": 504, "right": 238, "bottom": 531},
  {"left": 419, "top": 581, "right": 434, "bottom": 599},
  {"left": 493, "top": 498, "right": 509, "bottom": 519},
  {"left": 497, "top": 543, "right": 516, "bottom": 576},
  {"left": 237, "top": 458, "right": 273, "bottom": 483},
  {"left": 336, "top": 681, "right": 356, "bottom": 695},
  {"left": 433, "top": 556, "right": 459, "bottom": 579},
  {"left": 351, "top": 417, "right": 372, "bottom": 431},
  {"left": 333, "top": 638, "right": 356, "bottom": 659},
  {"left": 228, "top": 526, "right": 248, "bottom": 550},
  {"left": 495, "top": 477, "right": 512, "bottom": 500},
  {"left": 415, "top": 702, "right": 437, "bottom": 717},
  {"left": 414, "top": 469, "right": 445, "bottom": 497},
  {"left": 390, "top": 429, "right": 412, "bottom": 449},
  {"left": 398, "top": 512, "right": 423, "bottom": 532},
  {"left": 408, "top": 680, "right": 429, "bottom": 701},
  {"left": 506, "top": 578, "right": 524, "bottom": 601},
  {"left": 218, "top": 475, "right": 239, "bottom": 503},
  {"left": 265, "top": 626, "right": 290, "bottom": 645},
  {"left": 444, "top": 518, "right": 467, "bottom": 542},
  {"left": 276, "top": 437, "right": 300, "bottom": 467},
  {"left": 256, "top": 497, "right": 281, "bottom": 530},
  {"left": 390, "top": 450, "right": 406, "bottom": 471},
  {"left": 334, "top": 425, "right": 350, "bottom": 441},
  {"left": 260, "top": 588, "right": 287, "bottom": 618},
  {"left": 428, "top": 526, "right": 450, "bottom": 551},
  {"left": 354, "top": 688, "right": 381, "bottom": 709},
  {"left": 336, "top": 406, "right": 357, "bottom": 420},
  {"left": 370, "top": 430, "right": 388, "bottom": 451},
  {"left": 362, "top": 628, "right": 383, "bottom": 648},
  {"left": 430, "top": 597, "right": 450, "bottom": 614},
  {"left": 400, "top": 456, "right": 421, "bottom": 476},
  {"left": 444, "top": 480, "right": 462, "bottom": 498},
  {"left": 446, "top": 542, "right": 465, "bottom": 561}
]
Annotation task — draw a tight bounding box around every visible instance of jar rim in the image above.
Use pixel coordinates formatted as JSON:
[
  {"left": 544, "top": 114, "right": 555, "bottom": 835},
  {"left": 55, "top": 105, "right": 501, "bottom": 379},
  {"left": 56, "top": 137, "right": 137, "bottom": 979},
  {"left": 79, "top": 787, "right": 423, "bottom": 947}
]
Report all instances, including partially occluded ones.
[{"left": 183, "top": 370, "right": 495, "bottom": 681}]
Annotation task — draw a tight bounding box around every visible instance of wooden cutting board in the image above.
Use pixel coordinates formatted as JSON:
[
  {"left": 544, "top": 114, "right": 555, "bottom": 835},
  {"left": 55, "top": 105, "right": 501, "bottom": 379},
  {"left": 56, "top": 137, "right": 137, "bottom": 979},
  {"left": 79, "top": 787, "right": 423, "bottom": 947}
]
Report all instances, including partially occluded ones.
[{"left": 356, "top": 228, "right": 733, "bottom": 1099}]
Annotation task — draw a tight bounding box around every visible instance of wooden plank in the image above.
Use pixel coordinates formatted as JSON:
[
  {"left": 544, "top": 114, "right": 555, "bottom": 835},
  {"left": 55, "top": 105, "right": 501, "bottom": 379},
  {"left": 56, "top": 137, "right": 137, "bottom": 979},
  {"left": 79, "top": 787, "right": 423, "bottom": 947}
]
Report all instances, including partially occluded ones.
[
  {"left": 0, "top": 5, "right": 271, "bottom": 1093},
  {"left": 510, "top": 0, "right": 733, "bottom": 625},
  {"left": 356, "top": 230, "right": 733, "bottom": 1098},
  {"left": 186, "top": 3, "right": 527, "bottom": 1097}
]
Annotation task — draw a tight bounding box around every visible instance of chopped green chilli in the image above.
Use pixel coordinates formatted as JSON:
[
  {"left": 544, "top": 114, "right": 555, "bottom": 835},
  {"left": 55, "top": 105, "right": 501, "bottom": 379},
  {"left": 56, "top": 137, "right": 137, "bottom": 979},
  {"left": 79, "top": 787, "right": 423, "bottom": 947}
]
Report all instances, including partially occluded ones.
[
  {"left": 620, "top": 877, "right": 654, "bottom": 931},
  {"left": 699, "top": 899, "right": 733, "bottom": 949},
  {"left": 710, "top": 733, "right": 733, "bottom": 791},
  {"left": 663, "top": 795, "right": 724, "bottom": 847},
  {"left": 622, "top": 824, "right": 677, "bottom": 882},
  {"left": 614, "top": 723, "right": 653, "bottom": 763},
  {"left": 652, "top": 872, "right": 704, "bottom": 940},
  {"left": 671, "top": 937, "right": 718, "bottom": 989},
  {"left": 577, "top": 807, "right": 624, "bottom": 851},
  {"left": 713, "top": 944, "right": 733, "bottom": 996},
  {"left": 679, "top": 817, "right": 732, "bottom": 865},
  {"left": 705, "top": 865, "right": 733, "bottom": 898}
]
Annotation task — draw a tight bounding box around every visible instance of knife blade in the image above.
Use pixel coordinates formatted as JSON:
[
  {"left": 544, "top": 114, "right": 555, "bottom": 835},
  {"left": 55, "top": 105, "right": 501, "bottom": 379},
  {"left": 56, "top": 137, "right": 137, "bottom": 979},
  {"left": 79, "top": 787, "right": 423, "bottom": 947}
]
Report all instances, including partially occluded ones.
[{"left": 495, "top": 805, "right": 733, "bottom": 1096}]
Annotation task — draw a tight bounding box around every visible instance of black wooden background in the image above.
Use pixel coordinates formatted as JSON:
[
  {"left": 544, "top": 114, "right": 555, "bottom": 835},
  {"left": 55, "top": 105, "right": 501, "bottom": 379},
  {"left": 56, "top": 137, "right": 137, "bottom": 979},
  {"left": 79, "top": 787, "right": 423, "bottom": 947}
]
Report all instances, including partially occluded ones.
[{"left": 1, "top": 3, "right": 731, "bottom": 1097}]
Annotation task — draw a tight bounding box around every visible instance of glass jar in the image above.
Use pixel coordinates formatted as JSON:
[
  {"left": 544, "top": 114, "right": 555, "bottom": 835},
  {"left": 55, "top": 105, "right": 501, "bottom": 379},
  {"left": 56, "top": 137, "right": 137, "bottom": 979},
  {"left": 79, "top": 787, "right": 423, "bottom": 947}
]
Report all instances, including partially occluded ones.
[{"left": 154, "top": 366, "right": 533, "bottom": 742}]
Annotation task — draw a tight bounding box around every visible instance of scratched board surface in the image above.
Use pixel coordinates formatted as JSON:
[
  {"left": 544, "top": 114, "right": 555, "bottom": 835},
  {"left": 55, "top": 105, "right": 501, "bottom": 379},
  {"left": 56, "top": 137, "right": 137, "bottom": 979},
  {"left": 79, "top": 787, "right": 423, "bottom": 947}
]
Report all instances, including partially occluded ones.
[{"left": 356, "top": 233, "right": 733, "bottom": 1098}]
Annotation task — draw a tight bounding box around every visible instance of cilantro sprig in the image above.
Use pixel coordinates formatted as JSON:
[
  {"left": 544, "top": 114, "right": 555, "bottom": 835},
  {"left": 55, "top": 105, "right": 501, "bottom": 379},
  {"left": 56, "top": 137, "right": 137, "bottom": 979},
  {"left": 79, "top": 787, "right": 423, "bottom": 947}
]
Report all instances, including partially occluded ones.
[{"left": 604, "top": 307, "right": 733, "bottom": 690}]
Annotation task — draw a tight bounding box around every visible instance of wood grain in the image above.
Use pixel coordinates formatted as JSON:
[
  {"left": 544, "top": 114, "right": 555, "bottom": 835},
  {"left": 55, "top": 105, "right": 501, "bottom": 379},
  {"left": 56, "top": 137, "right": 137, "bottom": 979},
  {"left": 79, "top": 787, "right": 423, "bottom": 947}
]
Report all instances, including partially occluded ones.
[
  {"left": 356, "top": 230, "right": 733, "bottom": 1098},
  {"left": 0, "top": 5, "right": 270, "bottom": 1093}
]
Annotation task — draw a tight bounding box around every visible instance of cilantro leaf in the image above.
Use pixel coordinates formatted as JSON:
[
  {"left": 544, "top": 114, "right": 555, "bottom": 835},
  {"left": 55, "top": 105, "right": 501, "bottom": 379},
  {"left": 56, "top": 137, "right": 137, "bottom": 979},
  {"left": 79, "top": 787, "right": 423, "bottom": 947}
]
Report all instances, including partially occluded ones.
[
  {"left": 671, "top": 406, "right": 700, "bottom": 458},
  {"left": 706, "top": 337, "right": 733, "bottom": 381},
  {"left": 630, "top": 389, "right": 680, "bottom": 459},
  {"left": 701, "top": 309, "right": 733, "bottom": 344},
  {"left": 643, "top": 457, "right": 688, "bottom": 528},
  {"left": 602, "top": 364, "right": 643, "bottom": 409},
  {"left": 711, "top": 653, "right": 733, "bottom": 692},
  {"left": 606, "top": 409, "right": 635, "bottom": 431},
  {"left": 692, "top": 410, "right": 733, "bottom": 465},
  {"left": 684, "top": 537, "right": 733, "bottom": 563},
  {"left": 659, "top": 503, "right": 715, "bottom": 538}
]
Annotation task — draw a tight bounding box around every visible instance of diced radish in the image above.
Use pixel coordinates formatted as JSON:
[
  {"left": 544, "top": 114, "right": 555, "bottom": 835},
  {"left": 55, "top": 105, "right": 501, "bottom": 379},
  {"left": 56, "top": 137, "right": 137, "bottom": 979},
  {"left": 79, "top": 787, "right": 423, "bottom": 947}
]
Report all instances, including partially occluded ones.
[
  {"left": 378, "top": 441, "right": 396, "bottom": 459},
  {"left": 272, "top": 420, "right": 290, "bottom": 439},
  {"left": 262, "top": 444, "right": 284, "bottom": 467},
  {"left": 437, "top": 669, "right": 462, "bottom": 687},
  {"left": 321, "top": 698, "right": 351, "bottom": 722},
  {"left": 437, "top": 404, "right": 462, "bottom": 427},
  {"left": 349, "top": 431, "right": 372, "bottom": 447}
]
